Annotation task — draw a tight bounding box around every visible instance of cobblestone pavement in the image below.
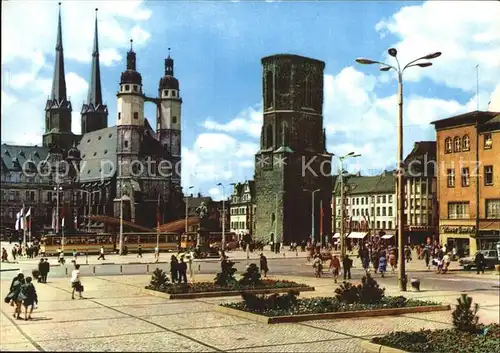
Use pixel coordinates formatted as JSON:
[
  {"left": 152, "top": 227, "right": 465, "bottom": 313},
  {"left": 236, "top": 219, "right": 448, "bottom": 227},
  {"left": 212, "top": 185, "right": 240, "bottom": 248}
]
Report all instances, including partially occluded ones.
[{"left": 1, "top": 272, "right": 498, "bottom": 352}]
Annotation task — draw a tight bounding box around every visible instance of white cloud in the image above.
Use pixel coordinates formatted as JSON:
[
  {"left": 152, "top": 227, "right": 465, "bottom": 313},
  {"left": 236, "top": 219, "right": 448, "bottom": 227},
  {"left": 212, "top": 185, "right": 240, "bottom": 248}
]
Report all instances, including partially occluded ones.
[
  {"left": 375, "top": 1, "right": 500, "bottom": 92},
  {"left": 202, "top": 104, "right": 263, "bottom": 138}
]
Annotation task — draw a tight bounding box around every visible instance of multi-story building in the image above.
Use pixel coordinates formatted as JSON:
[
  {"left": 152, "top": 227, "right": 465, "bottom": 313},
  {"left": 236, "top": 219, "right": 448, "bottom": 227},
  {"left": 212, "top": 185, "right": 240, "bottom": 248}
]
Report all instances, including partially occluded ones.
[
  {"left": 332, "top": 171, "right": 397, "bottom": 241},
  {"left": 254, "top": 54, "right": 333, "bottom": 245},
  {"left": 402, "top": 141, "right": 439, "bottom": 244},
  {"left": 229, "top": 180, "right": 256, "bottom": 239},
  {"left": 431, "top": 102, "right": 500, "bottom": 255}
]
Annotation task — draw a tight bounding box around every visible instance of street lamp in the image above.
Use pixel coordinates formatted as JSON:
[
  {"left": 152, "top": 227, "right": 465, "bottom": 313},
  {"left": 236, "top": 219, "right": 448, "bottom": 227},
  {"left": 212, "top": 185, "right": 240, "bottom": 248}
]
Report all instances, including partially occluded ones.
[
  {"left": 118, "top": 180, "right": 128, "bottom": 256},
  {"left": 335, "top": 152, "right": 361, "bottom": 258},
  {"left": 303, "top": 188, "right": 321, "bottom": 244},
  {"left": 356, "top": 48, "right": 441, "bottom": 291},
  {"left": 53, "top": 183, "right": 63, "bottom": 252},
  {"left": 185, "top": 186, "right": 194, "bottom": 234},
  {"left": 216, "top": 183, "right": 226, "bottom": 251}
]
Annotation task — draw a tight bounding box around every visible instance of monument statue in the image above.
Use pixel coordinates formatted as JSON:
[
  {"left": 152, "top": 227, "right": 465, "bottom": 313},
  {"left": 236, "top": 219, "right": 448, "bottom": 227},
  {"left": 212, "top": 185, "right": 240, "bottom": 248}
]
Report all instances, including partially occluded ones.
[{"left": 195, "top": 202, "right": 208, "bottom": 219}]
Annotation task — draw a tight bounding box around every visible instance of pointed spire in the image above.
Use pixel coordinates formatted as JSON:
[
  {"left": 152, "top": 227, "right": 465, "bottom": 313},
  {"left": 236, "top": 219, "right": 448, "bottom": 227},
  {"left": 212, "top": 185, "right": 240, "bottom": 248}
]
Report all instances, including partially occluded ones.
[
  {"left": 51, "top": 2, "right": 67, "bottom": 102},
  {"left": 126, "top": 39, "right": 137, "bottom": 70},
  {"left": 87, "top": 8, "right": 103, "bottom": 106},
  {"left": 165, "top": 47, "right": 174, "bottom": 76}
]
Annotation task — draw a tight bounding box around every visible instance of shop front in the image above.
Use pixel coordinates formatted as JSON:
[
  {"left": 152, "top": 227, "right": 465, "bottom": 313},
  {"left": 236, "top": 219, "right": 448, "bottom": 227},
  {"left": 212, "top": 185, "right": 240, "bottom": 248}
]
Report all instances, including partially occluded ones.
[
  {"left": 475, "top": 229, "right": 500, "bottom": 251},
  {"left": 439, "top": 225, "right": 476, "bottom": 257}
]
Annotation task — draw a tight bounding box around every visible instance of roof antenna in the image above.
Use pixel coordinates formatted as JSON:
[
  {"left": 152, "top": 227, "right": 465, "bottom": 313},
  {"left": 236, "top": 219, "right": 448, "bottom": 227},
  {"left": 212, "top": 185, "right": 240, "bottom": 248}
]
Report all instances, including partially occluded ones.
[
  {"left": 476, "top": 64, "right": 479, "bottom": 111},
  {"left": 130, "top": 39, "right": 133, "bottom": 51}
]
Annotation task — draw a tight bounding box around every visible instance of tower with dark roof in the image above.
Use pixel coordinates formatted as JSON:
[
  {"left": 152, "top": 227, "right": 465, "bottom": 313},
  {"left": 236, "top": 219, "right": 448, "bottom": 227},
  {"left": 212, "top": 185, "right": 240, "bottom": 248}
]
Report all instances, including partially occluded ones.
[
  {"left": 157, "top": 49, "right": 182, "bottom": 187},
  {"left": 81, "top": 8, "right": 108, "bottom": 134},
  {"left": 43, "top": 3, "right": 75, "bottom": 152}
]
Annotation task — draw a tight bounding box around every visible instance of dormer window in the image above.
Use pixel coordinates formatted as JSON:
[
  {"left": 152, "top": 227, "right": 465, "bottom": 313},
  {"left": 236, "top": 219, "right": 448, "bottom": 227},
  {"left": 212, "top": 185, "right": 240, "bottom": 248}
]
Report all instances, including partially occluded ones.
[{"left": 120, "top": 86, "right": 123, "bottom": 92}]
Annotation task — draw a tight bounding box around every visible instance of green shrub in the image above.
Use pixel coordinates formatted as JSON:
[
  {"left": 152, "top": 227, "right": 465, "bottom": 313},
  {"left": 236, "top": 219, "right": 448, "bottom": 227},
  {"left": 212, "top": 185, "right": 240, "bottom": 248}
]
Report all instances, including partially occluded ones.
[
  {"left": 241, "top": 290, "right": 299, "bottom": 311},
  {"left": 358, "top": 274, "right": 385, "bottom": 304},
  {"left": 239, "top": 263, "right": 262, "bottom": 286},
  {"left": 452, "top": 294, "right": 479, "bottom": 332},
  {"left": 334, "top": 281, "right": 359, "bottom": 304},
  {"left": 148, "top": 268, "right": 170, "bottom": 291},
  {"left": 214, "top": 259, "right": 237, "bottom": 286}
]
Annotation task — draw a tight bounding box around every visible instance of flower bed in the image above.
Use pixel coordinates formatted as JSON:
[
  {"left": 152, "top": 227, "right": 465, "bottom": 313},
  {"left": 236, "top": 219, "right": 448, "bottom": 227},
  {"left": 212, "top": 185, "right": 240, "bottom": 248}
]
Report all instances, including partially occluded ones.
[
  {"left": 146, "top": 279, "right": 313, "bottom": 294},
  {"left": 371, "top": 324, "right": 500, "bottom": 353},
  {"left": 221, "top": 295, "right": 441, "bottom": 317}
]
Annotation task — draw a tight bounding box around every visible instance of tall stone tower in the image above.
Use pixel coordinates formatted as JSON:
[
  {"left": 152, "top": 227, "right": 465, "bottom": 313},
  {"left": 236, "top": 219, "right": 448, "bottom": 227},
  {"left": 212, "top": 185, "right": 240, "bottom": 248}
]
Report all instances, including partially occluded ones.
[
  {"left": 81, "top": 8, "right": 108, "bottom": 134},
  {"left": 254, "top": 54, "right": 332, "bottom": 245},
  {"left": 115, "top": 40, "right": 145, "bottom": 223},
  {"left": 43, "top": 3, "right": 75, "bottom": 152},
  {"left": 157, "top": 50, "right": 182, "bottom": 187}
]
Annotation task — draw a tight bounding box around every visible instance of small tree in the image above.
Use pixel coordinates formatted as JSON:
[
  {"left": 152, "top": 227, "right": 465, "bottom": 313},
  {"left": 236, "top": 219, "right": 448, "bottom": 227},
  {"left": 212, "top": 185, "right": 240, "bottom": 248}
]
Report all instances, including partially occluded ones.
[
  {"left": 239, "top": 263, "right": 262, "bottom": 286},
  {"left": 452, "top": 294, "right": 480, "bottom": 332},
  {"left": 358, "top": 274, "right": 385, "bottom": 304},
  {"left": 214, "top": 259, "right": 237, "bottom": 286},
  {"left": 148, "top": 268, "right": 170, "bottom": 291},
  {"left": 334, "top": 281, "right": 359, "bottom": 304}
]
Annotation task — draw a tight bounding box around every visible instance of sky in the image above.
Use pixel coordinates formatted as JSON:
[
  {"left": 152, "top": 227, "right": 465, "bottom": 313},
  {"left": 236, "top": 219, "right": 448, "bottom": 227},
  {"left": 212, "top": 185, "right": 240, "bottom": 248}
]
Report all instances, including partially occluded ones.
[{"left": 2, "top": 0, "right": 500, "bottom": 200}]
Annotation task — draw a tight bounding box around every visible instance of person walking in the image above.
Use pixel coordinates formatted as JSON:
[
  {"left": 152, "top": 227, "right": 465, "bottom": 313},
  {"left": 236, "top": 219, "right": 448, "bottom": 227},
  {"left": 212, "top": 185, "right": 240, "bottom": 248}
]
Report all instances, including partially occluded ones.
[
  {"left": 19, "top": 276, "right": 38, "bottom": 320},
  {"left": 154, "top": 246, "right": 159, "bottom": 263},
  {"left": 11, "top": 246, "right": 17, "bottom": 262},
  {"left": 475, "top": 251, "right": 485, "bottom": 274},
  {"left": 177, "top": 257, "right": 187, "bottom": 283},
  {"left": 378, "top": 253, "right": 387, "bottom": 277},
  {"left": 330, "top": 255, "right": 341, "bottom": 283},
  {"left": 37, "top": 258, "right": 44, "bottom": 283},
  {"left": 389, "top": 251, "right": 396, "bottom": 273},
  {"left": 1, "top": 247, "right": 8, "bottom": 262},
  {"left": 71, "top": 264, "right": 84, "bottom": 299},
  {"left": 313, "top": 254, "right": 323, "bottom": 278},
  {"left": 97, "top": 246, "right": 105, "bottom": 260},
  {"left": 72, "top": 249, "right": 78, "bottom": 263},
  {"left": 170, "top": 255, "right": 179, "bottom": 282},
  {"left": 137, "top": 245, "right": 143, "bottom": 258},
  {"left": 5, "top": 273, "right": 25, "bottom": 320},
  {"left": 41, "top": 258, "right": 50, "bottom": 283},
  {"left": 442, "top": 253, "right": 451, "bottom": 274},
  {"left": 405, "top": 246, "right": 412, "bottom": 263},
  {"left": 260, "top": 253, "right": 269, "bottom": 278},
  {"left": 371, "top": 248, "right": 380, "bottom": 274},
  {"left": 342, "top": 255, "right": 352, "bottom": 281},
  {"left": 423, "top": 246, "right": 430, "bottom": 270}
]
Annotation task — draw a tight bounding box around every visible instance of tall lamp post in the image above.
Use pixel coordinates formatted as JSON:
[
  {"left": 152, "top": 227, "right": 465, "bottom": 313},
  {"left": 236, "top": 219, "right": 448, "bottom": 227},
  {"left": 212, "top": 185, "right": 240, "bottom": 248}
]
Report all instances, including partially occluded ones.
[
  {"left": 185, "top": 186, "right": 194, "bottom": 233},
  {"left": 356, "top": 48, "right": 441, "bottom": 291},
  {"left": 303, "top": 189, "right": 321, "bottom": 244},
  {"left": 216, "top": 183, "right": 226, "bottom": 251},
  {"left": 336, "top": 152, "right": 361, "bottom": 257},
  {"left": 118, "top": 180, "right": 128, "bottom": 256}
]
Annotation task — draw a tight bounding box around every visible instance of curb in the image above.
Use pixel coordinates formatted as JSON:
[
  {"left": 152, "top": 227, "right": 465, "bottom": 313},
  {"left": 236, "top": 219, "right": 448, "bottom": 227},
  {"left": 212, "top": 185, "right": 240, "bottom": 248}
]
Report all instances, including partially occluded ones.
[
  {"left": 0, "top": 268, "right": 20, "bottom": 272},
  {"left": 216, "top": 304, "right": 451, "bottom": 324},
  {"left": 360, "top": 340, "right": 409, "bottom": 353},
  {"left": 145, "top": 286, "right": 315, "bottom": 300}
]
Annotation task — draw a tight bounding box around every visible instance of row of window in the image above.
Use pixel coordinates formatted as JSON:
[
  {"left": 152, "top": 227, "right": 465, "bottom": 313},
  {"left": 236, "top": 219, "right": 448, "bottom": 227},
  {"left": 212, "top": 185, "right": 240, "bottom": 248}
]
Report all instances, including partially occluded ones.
[
  {"left": 120, "top": 84, "right": 142, "bottom": 93},
  {"left": 231, "top": 221, "right": 250, "bottom": 230},
  {"left": 447, "top": 166, "right": 494, "bottom": 187},
  {"left": 337, "top": 220, "right": 394, "bottom": 230},
  {"left": 444, "top": 133, "right": 492, "bottom": 153},
  {"left": 230, "top": 206, "right": 254, "bottom": 215},
  {"left": 337, "top": 194, "right": 394, "bottom": 206},
  {"left": 448, "top": 199, "right": 500, "bottom": 219},
  {"left": 340, "top": 206, "right": 394, "bottom": 217},
  {"left": 232, "top": 194, "right": 252, "bottom": 203}
]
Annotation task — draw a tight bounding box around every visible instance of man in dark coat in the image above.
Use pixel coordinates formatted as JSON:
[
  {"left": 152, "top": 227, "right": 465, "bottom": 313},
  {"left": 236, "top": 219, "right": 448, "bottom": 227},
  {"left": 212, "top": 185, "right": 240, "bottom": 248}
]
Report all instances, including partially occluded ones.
[
  {"left": 475, "top": 251, "right": 485, "bottom": 274},
  {"left": 342, "top": 255, "right": 352, "bottom": 280},
  {"left": 41, "top": 258, "right": 50, "bottom": 283},
  {"left": 177, "top": 257, "right": 188, "bottom": 283},
  {"left": 37, "top": 259, "right": 44, "bottom": 283}
]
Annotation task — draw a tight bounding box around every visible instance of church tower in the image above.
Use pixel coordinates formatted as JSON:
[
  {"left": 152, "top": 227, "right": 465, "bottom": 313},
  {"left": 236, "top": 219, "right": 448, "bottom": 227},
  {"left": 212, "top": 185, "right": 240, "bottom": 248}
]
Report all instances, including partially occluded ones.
[
  {"left": 157, "top": 49, "right": 182, "bottom": 187},
  {"left": 81, "top": 8, "right": 108, "bottom": 134},
  {"left": 43, "top": 2, "right": 74, "bottom": 152},
  {"left": 254, "top": 54, "right": 332, "bottom": 245},
  {"left": 115, "top": 40, "right": 145, "bottom": 222}
]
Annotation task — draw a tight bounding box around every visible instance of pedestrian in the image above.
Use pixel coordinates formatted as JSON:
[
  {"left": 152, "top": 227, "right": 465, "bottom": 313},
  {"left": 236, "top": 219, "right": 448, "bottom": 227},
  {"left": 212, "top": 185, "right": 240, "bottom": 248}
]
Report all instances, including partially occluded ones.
[
  {"left": 1, "top": 247, "right": 8, "bottom": 262},
  {"left": 177, "top": 257, "right": 188, "bottom": 283},
  {"left": 389, "top": 251, "right": 396, "bottom": 273},
  {"left": 59, "top": 250, "right": 65, "bottom": 265},
  {"left": 19, "top": 276, "right": 38, "bottom": 320},
  {"left": 342, "top": 255, "right": 352, "bottom": 280},
  {"left": 405, "top": 246, "right": 412, "bottom": 263},
  {"left": 5, "top": 273, "right": 25, "bottom": 320},
  {"left": 71, "top": 264, "right": 84, "bottom": 299},
  {"left": 442, "top": 253, "right": 451, "bottom": 274},
  {"left": 36, "top": 258, "right": 44, "bottom": 283},
  {"left": 378, "top": 253, "right": 387, "bottom": 277},
  {"left": 330, "top": 255, "right": 341, "bottom": 283},
  {"left": 154, "top": 246, "right": 159, "bottom": 263},
  {"left": 371, "top": 249, "right": 379, "bottom": 274},
  {"left": 313, "top": 254, "right": 323, "bottom": 278},
  {"left": 475, "top": 251, "right": 485, "bottom": 274},
  {"left": 170, "top": 255, "right": 179, "bottom": 282},
  {"left": 72, "top": 249, "right": 78, "bottom": 262},
  {"left": 41, "top": 258, "right": 50, "bottom": 283},
  {"left": 137, "top": 245, "right": 143, "bottom": 258},
  {"left": 97, "top": 246, "right": 105, "bottom": 260},
  {"left": 11, "top": 246, "right": 17, "bottom": 262},
  {"left": 259, "top": 253, "right": 269, "bottom": 277},
  {"left": 423, "top": 247, "right": 430, "bottom": 269}
]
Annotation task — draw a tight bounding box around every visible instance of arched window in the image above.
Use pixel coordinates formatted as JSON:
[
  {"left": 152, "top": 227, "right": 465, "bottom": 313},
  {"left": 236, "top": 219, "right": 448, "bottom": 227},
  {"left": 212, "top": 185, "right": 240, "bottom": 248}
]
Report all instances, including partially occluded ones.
[
  {"left": 462, "top": 135, "right": 470, "bottom": 151},
  {"left": 454, "top": 136, "right": 461, "bottom": 152},
  {"left": 265, "top": 124, "right": 273, "bottom": 149},
  {"left": 282, "top": 122, "right": 289, "bottom": 146},
  {"left": 304, "top": 76, "right": 312, "bottom": 106},
  {"left": 445, "top": 138, "right": 452, "bottom": 153},
  {"left": 265, "top": 71, "right": 274, "bottom": 108}
]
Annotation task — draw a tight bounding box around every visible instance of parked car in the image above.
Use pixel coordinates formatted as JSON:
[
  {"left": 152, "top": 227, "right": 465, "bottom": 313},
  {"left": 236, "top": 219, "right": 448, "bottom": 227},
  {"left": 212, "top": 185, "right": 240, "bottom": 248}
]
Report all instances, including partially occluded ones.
[{"left": 459, "top": 250, "right": 499, "bottom": 270}]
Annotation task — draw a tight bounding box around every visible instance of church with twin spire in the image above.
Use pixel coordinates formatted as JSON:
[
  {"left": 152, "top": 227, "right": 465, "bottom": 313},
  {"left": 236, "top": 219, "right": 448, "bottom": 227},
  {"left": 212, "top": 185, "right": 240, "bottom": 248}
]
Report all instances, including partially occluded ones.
[{"left": 1, "top": 4, "right": 184, "bottom": 234}]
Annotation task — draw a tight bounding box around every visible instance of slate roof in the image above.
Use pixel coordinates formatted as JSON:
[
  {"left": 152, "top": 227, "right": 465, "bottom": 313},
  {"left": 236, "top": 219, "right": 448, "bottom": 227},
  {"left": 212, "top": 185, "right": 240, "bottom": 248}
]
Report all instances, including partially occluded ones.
[
  {"left": 333, "top": 171, "right": 395, "bottom": 196},
  {"left": 403, "top": 141, "right": 437, "bottom": 177},
  {"left": 78, "top": 126, "right": 117, "bottom": 182},
  {"left": 1, "top": 144, "right": 50, "bottom": 175}
]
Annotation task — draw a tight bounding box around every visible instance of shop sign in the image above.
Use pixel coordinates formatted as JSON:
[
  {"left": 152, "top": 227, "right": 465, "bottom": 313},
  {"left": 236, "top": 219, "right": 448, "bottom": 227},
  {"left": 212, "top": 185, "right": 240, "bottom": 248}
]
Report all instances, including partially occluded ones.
[{"left": 440, "top": 225, "right": 475, "bottom": 234}]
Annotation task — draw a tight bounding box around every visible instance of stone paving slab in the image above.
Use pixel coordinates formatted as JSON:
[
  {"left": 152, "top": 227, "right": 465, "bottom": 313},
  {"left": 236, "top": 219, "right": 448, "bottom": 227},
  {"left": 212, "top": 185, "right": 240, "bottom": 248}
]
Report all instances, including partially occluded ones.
[
  {"left": 229, "top": 337, "right": 366, "bottom": 352},
  {"left": 15, "top": 307, "right": 128, "bottom": 325},
  {"left": 93, "top": 295, "right": 170, "bottom": 307},
  {"left": 1, "top": 342, "right": 39, "bottom": 352},
  {"left": 180, "top": 322, "right": 350, "bottom": 351},
  {"left": 37, "top": 331, "right": 218, "bottom": 352},
  {"left": 121, "top": 301, "right": 214, "bottom": 317},
  {"left": 146, "top": 311, "right": 254, "bottom": 331},
  {"left": 1, "top": 324, "right": 32, "bottom": 344}
]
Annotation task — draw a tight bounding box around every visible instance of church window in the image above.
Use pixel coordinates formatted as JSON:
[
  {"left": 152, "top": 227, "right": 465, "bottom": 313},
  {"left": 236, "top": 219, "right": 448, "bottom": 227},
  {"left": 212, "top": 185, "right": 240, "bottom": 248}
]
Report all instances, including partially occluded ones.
[
  {"left": 164, "top": 90, "right": 169, "bottom": 97},
  {"left": 125, "top": 85, "right": 130, "bottom": 91},
  {"left": 266, "top": 124, "right": 273, "bottom": 149},
  {"left": 124, "top": 141, "right": 129, "bottom": 149},
  {"left": 172, "top": 91, "right": 176, "bottom": 97},
  {"left": 120, "top": 86, "right": 123, "bottom": 92},
  {"left": 104, "top": 150, "right": 108, "bottom": 155},
  {"left": 266, "top": 70, "right": 274, "bottom": 108},
  {"left": 98, "top": 136, "right": 101, "bottom": 140},
  {"left": 134, "top": 112, "right": 139, "bottom": 119},
  {"left": 172, "top": 116, "right": 177, "bottom": 124},
  {"left": 133, "top": 85, "right": 138, "bottom": 92}
]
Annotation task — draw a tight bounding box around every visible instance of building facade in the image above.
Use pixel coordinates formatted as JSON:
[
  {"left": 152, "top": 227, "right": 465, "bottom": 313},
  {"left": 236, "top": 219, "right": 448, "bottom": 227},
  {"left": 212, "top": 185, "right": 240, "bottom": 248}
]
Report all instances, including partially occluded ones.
[
  {"left": 254, "top": 54, "right": 333, "bottom": 245},
  {"left": 432, "top": 108, "right": 500, "bottom": 256},
  {"left": 0, "top": 5, "right": 184, "bottom": 237},
  {"left": 403, "top": 141, "right": 439, "bottom": 244},
  {"left": 332, "top": 171, "right": 397, "bottom": 239},
  {"left": 229, "top": 180, "right": 256, "bottom": 239}
]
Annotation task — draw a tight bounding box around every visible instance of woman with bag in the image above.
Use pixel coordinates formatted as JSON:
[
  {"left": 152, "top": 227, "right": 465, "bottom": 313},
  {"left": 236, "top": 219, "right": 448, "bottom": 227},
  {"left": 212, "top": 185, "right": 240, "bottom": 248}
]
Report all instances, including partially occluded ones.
[
  {"left": 19, "top": 276, "right": 38, "bottom": 320},
  {"left": 71, "top": 264, "right": 83, "bottom": 300},
  {"left": 5, "top": 273, "right": 25, "bottom": 319}
]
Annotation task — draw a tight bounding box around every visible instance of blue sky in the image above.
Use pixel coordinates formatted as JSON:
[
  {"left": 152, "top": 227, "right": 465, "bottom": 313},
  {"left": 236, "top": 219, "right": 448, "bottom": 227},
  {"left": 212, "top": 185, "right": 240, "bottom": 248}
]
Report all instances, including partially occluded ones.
[{"left": 2, "top": 1, "right": 499, "bottom": 199}]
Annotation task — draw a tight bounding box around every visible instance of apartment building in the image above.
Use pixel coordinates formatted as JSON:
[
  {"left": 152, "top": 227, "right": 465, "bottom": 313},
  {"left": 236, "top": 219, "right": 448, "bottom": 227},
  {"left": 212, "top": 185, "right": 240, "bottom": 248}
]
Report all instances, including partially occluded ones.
[
  {"left": 431, "top": 106, "right": 500, "bottom": 255},
  {"left": 229, "top": 180, "right": 256, "bottom": 239}
]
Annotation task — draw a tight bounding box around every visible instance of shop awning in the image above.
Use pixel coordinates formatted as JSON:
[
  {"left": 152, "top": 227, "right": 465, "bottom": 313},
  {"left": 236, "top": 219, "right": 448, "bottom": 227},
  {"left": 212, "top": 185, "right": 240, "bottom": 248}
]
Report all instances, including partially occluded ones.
[
  {"left": 333, "top": 233, "right": 340, "bottom": 238},
  {"left": 348, "top": 232, "right": 367, "bottom": 239},
  {"left": 381, "top": 234, "right": 394, "bottom": 239}
]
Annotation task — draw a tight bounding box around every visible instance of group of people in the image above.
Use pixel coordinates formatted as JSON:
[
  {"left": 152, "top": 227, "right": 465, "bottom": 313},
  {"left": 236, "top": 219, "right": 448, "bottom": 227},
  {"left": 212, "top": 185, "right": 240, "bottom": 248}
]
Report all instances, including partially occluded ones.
[
  {"left": 2, "top": 243, "right": 41, "bottom": 262},
  {"left": 4, "top": 272, "right": 38, "bottom": 321},
  {"left": 169, "top": 254, "right": 190, "bottom": 283}
]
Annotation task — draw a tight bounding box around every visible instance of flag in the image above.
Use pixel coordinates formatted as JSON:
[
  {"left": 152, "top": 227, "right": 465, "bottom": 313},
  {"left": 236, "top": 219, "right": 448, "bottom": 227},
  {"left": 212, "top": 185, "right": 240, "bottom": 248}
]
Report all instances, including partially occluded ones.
[
  {"left": 15, "top": 211, "right": 21, "bottom": 231},
  {"left": 61, "top": 207, "right": 65, "bottom": 228},
  {"left": 25, "top": 208, "right": 31, "bottom": 218},
  {"left": 19, "top": 205, "right": 25, "bottom": 230},
  {"left": 51, "top": 208, "right": 56, "bottom": 230},
  {"left": 26, "top": 208, "right": 31, "bottom": 233}
]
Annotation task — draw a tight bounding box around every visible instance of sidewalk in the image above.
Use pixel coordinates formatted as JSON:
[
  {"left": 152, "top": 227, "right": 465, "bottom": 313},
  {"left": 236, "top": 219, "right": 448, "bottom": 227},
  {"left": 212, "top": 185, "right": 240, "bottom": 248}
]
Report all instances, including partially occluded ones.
[{"left": 1, "top": 272, "right": 498, "bottom": 352}]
